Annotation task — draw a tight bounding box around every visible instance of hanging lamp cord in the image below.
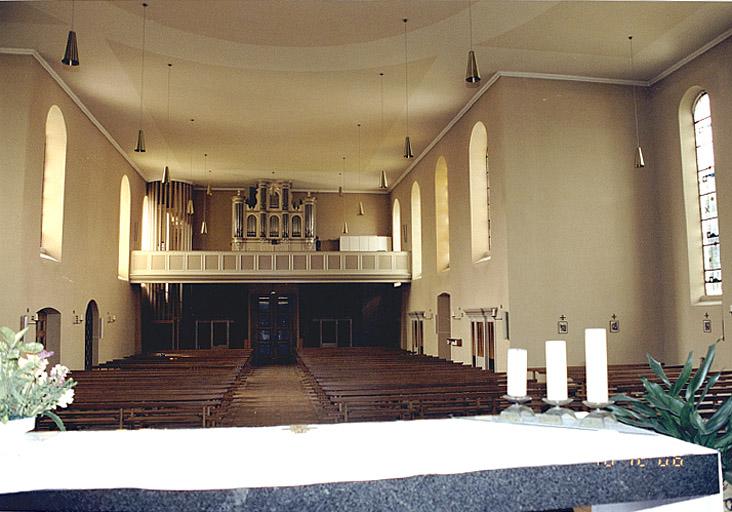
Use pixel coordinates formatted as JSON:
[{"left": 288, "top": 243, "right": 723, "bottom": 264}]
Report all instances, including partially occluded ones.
[
  {"left": 403, "top": 19, "right": 409, "bottom": 138},
  {"left": 629, "top": 36, "right": 641, "bottom": 148},
  {"left": 139, "top": 4, "right": 147, "bottom": 129}
]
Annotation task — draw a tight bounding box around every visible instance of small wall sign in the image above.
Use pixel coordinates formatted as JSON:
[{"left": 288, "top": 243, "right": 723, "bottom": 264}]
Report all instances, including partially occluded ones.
[
  {"left": 557, "top": 320, "right": 568, "bottom": 335},
  {"left": 703, "top": 319, "right": 712, "bottom": 334}
]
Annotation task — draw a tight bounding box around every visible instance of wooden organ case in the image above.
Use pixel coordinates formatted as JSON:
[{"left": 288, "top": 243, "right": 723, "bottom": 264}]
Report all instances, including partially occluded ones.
[{"left": 231, "top": 180, "right": 316, "bottom": 251}]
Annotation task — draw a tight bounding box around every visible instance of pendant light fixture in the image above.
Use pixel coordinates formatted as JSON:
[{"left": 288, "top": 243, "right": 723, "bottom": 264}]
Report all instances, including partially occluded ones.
[
  {"left": 465, "top": 1, "right": 481, "bottom": 83},
  {"left": 162, "top": 63, "right": 172, "bottom": 183},
  {"left": 357, "top": 123, "right": 365, "bottom": 216},
  {"left": 402, "top": 18, "right": 414, "bottom": 159},
  {"left": 341, "top": 158, "right": 348, "bottom": 234},
  {"left": 186, "top": 119, "right": 195, "bottom": 215},
  {"left": 628, "top": 35, "right": 645, "bottom": 169},
  {"left": 378, "top": 72, "right": 389, "bottom": 190},
  {"left": 134, "top": 3, "right": 148, "bottom": 152},
  {"left": 201, "top": 153, "right": 209, "bottom": 235},
  {"left": 61, "top": 0, "right": 80, "bottom": 66}
]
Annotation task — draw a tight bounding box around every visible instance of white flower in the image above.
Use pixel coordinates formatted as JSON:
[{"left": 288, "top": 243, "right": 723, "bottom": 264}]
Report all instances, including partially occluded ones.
[
  {"left": 17, "top": 356, "right": 34, "bottom": 369},
  {"left": 57, "top": 388, "right": 74, "bottom": 408},
  {"left": 50, "top": 364, "right": 69, "bottom": 384},
  {"left": 34, "top": 370, "right": 48, "bottom": 384}
]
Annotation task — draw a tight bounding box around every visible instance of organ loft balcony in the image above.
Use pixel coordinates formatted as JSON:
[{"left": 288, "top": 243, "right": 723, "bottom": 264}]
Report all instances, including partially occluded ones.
[{"left": 131, "top": 180, "right": 410, "bottom": 284}]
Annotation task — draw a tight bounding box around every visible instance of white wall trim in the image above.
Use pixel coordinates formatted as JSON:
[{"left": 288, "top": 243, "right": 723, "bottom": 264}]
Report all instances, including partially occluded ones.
[
  {"left": 391, "top": 30, "right": 732, "bottom": 191},
  {"left": 390, "top": 70, "right": 647, "bottom": 190},
  {"left": 0, "top": 48, "right": 145, "bottom": 181},
  {"left": 499, "top": 71, "right": 646, "bottom": 88},
  {"left": 649, "top": 28, "right": 732, "bottom": 86}
]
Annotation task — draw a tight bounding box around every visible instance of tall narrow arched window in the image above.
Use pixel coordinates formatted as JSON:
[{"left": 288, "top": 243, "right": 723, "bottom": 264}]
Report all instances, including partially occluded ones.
[
  {"left": 693, "top": 92, "right": 722, "bottom": 296},
  {"left": 40, "top": 105, "right": 67, "bottom": 261},
  {"left": 141, "top": 196, "right": 152, "bottom": 250},
  {"left": 392, "top": 199, "right": 402, "bottom": 251},
  {"left": 118, "top": 176, "right": 131, "bottom": 280},
  {"left": 411, "top": 182, "right": 422, "bottom": 279},
  {"left": 435, "top": 156, "right": 450, "bottom": 271},
  {"left": 469, "top": 122, "right": 490, "bottom": 262}
]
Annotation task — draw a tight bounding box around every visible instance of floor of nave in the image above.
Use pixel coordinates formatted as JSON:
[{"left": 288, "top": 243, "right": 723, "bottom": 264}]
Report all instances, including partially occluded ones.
[{"left": 220, "top": 364, "right": 324, "bottom": 427}]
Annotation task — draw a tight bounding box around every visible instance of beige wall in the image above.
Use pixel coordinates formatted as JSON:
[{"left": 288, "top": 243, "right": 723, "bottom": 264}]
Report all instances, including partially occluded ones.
[
  {"left": 649, "top": 38, "right": 732, "bottom": 366},
  {"left": 0, "top": 55, "right": 144, "bottom": 370},
  {"left": 393, "top": 76, "right": 664, "bottom": 367},
  {"left": 192, "top": 190, "right": 390, "bottom": 250}
]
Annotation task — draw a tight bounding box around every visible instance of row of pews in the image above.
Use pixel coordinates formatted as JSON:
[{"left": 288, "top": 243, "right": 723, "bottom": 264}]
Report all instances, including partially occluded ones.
[
  {"left": 298, "top": 347, "right": 500, "bottom": 422},
  {"left": 299, "top": 347, "right": 732, "bottom": 423},
  {"left": 37, "top": 349, "right": 252, "bottom": 431}
]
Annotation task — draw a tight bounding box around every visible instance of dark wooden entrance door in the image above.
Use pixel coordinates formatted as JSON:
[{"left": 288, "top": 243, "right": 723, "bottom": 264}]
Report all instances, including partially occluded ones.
[
  {"left": 253, "top": 294, "right": 293, "bottom": 363},
  {"left": 84, "top": 302, "right": 97, "bottom": 370}
]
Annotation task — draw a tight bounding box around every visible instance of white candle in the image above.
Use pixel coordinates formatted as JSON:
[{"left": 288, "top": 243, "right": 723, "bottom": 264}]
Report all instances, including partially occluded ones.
[
  {"left": 507, "top": 348, "right": 527, "bottom": 398},
  {"left": 585, "top": 328, "right": 609, "bottom": 404},
  {"left": 545, "top": 340, "right": 568, "bottom": 401}
]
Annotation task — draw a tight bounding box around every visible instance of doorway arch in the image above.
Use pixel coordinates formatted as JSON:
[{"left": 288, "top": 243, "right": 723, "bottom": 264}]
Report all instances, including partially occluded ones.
[
  {"left": 436, "top": 293, "right": 451, "bottom": 360},
  {"left": 84, "top": 300, "right": 100, "bottom": 370},
  {"left": 36, "top": 307, "right": 61, "bottom": 368}
]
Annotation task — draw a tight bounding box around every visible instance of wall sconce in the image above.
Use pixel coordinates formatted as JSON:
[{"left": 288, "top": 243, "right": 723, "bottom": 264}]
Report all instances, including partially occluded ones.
[
  {"left": 451, "top": 307, "right": 465, "bottom": 320},
  {"left": 19, "top": 309, "right": 38, "bottom": 330},
  {"left": 423, "top": 309, "right": 434, "bottom": 320},
  {"left": 72, "top": 310, "right": 84, "bottom": 325},
  {"left": 106, "top": 312, "right": 117, "bottom": 324},
  {"left": 488, "top": 307, "right": 500, "bottom": 319}
]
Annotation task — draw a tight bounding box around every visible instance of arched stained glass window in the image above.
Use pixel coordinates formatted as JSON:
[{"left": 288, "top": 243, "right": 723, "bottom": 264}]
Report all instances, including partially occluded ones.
[
  {"left": 693, "top": 92, "right": 722, "bottom": 296},
  {"left": 469, "top": 122, "right": 490, "bottom": 261}
]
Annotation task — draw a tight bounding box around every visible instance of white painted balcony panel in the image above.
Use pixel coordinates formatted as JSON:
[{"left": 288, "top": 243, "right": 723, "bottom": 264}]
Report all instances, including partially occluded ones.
[{"left": 129, "top": 251, "right": 411, "bottom": 283}]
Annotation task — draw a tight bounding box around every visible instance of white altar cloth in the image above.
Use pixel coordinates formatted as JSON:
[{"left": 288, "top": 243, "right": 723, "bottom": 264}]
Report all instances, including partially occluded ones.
[{"left": 0, "top": 416, "right": 719, "bottom": 497}]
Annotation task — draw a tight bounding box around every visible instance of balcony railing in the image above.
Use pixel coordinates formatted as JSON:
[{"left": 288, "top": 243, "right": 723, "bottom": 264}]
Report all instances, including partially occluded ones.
[{"left": 129, "top": 250, "right": 411, "bottom": 284}]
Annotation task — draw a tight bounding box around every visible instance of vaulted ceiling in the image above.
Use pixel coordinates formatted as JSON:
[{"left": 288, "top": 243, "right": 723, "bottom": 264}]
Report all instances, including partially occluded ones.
[{"left": 2, "top": 1, "right": 732, "bottom": 190}]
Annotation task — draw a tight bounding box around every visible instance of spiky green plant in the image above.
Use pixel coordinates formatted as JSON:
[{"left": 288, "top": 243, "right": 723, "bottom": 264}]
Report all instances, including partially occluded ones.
[{"left": 610, "top": 342, "right": 732, "bottom": 483}]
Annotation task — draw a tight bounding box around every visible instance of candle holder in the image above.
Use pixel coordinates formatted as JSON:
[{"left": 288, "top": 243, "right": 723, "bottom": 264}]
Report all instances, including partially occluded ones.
[
  {"left": 500, "top": 395, "right": 535, "bottom": 420},
  {"left": 580, "top": 400, "right": 616, "bottom": 429},
  {"left": 541, "top": 398, "right": 576, "bottom": 420}
]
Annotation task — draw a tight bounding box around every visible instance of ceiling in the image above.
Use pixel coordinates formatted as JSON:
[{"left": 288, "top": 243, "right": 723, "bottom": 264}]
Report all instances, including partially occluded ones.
[{"left": 2, "top": 1, "right": 732, "bottom": 191}]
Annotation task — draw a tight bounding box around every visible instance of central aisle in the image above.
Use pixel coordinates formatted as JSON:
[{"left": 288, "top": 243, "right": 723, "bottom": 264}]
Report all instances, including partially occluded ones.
[{"left": 221, "top": 364, "right": 323, "bottom": 427}]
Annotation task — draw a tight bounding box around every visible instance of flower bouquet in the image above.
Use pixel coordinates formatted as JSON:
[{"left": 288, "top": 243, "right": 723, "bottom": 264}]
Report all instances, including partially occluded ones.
[{"left": 0, "top": 326, "right": 76, "bottom": 431}]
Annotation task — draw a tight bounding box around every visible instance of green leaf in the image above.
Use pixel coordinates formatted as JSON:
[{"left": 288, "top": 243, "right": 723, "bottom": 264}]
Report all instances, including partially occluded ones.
[
  {"left": 647, "top": 353, "right": 671, "bottom": 388},
  {"left": 643, "top": 379, "right": 684, "bottom": 416},
  {"left": 14, "top": 327, "right": 30, "bottom": 344},
  {"left": 686, "top": 343, "right": 716, "bottom": 402},
  {"left": 705, "top": 395, "right": 732, "bottom": 433},
  {"left": 713, "top": 429, "right": 732, "bottom": 451},
  {"left": 43, "top": 411, "right": 65, "bottom": 432},
  {"left": 697, "top": 372, "right": 722, "bottom": 406},
  {"left": 669, "top": 352, "right": 694, "bottom": 396},
  {"left": 20, "top": 342, "right": 43, "bottom": 354},
  {"left": 723, "top": 471, "right": 732, "bottom": 486},
  {"left": 607, "top": 406, "right": 643, "bottom": 421}
]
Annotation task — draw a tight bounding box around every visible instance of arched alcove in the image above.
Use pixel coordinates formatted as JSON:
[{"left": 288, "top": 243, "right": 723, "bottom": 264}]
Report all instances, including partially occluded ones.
[
  {"left": 40, "top": 105, "right": 67, "bottom": 261},
  {"left": 436, "top": 293, "right": 451, "bottom": 360},
  {"left": 36, "top": 307, "right": 61, "bottom": 368}
]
